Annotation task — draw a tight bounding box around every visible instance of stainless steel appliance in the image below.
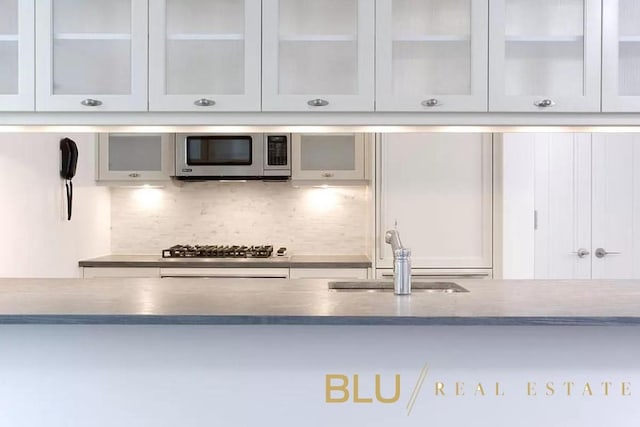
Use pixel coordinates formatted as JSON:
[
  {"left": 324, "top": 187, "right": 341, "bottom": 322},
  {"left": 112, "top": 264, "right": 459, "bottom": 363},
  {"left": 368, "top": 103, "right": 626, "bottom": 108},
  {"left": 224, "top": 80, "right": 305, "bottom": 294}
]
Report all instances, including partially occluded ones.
[{"left": 175, "top": 133, "right": 291, "bottom": 179}]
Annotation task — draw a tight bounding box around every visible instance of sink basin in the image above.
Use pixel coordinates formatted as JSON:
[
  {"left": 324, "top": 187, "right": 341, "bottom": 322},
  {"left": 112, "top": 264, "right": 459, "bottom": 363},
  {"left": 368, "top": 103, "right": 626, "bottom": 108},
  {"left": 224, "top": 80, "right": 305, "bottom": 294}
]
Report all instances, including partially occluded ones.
[{"left": 328, "top": 281, "right": 469, "bottom": 293}]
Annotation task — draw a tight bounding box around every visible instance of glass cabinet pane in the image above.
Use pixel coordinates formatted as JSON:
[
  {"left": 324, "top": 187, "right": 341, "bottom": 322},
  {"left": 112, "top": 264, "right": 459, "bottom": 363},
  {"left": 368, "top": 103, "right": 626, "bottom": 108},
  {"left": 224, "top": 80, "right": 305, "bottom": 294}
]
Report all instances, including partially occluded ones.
[
  {"left": 51, "top": 0, "right": 132, "bottom": 95},
  {"left": 278, "top": 0, "right": 359, "bottom": 95},
  {"left": 0, "top": 0, "right": 19, "bottom": 95},
  {"left": 503, "top": 0, "right": 585, "bottom": 97},
  {"left": 300, "top": 135, "right": 356, "bottom": 171},
  {"left": 618, "top": 0, "right": 640, "bottom": 96},
  {"left": 165, "top": 0, "right": 245, "bottom": 95},
  {"left": 108, "top": 135, "right": 163, "bottom": 172},
  {"left": 391, "top": 0, "right": 471, "bottom": 96}
]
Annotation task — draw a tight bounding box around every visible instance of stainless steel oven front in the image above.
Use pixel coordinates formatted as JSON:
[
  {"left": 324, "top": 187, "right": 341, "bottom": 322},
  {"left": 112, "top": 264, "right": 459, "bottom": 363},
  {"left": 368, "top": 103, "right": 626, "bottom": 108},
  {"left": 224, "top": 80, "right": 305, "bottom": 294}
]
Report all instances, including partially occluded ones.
[{"left": 175, "top": 133, "right": 291, "bottom": 179}]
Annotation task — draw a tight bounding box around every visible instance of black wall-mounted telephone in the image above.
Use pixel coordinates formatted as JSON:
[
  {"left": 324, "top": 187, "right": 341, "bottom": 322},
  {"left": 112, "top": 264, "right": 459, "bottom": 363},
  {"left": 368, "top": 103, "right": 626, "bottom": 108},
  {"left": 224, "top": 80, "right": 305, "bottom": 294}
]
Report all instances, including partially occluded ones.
[{"left": 60, "top": 138, "right": 78, "bottom": 220}]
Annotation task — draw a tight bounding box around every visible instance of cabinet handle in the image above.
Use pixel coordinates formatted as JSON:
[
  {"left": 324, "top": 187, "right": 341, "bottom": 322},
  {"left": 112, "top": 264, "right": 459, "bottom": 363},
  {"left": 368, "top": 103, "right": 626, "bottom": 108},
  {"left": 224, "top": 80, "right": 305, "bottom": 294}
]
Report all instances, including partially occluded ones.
[
  {"left": 321, "top": 172, "right": 334, "bottom": 178},
  {"left": 81, "top": 98, "right": 102, "bottom": 107},
  {"left": 129, "top": 173, "right": 140, "bottom": 178},
  {"left": 595, "top": 248, "right": 621, "bottom": 258},
  {"left": 533, "top": 99, "right": 555, "bottom": 108},
  {"left": 194, "top": 98, "right": 215, "bottom": 107},
  {"left": 307, "top": 98, "right": 329, "bottom": 107},
  {"left": 421, "top": 98, "right": 440, "bottom": 107}
]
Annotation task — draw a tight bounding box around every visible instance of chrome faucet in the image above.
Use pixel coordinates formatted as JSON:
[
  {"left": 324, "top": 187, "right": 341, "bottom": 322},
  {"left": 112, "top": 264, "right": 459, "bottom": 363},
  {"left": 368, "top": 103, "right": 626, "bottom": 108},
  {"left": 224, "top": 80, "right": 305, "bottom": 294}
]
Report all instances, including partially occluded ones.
[{"left": 385, "top": 227, "right": 411, "bottom": 295}]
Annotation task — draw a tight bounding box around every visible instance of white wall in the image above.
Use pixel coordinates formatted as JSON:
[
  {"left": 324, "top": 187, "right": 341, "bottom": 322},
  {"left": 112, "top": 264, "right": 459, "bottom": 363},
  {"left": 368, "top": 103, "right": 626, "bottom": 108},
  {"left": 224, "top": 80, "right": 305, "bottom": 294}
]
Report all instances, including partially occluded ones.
[
  {"left": 110, "top": 182, "right": 370, "bottom": 255},
  {"left": 0, "top": 133, "right": 110, "bottom": 277}
]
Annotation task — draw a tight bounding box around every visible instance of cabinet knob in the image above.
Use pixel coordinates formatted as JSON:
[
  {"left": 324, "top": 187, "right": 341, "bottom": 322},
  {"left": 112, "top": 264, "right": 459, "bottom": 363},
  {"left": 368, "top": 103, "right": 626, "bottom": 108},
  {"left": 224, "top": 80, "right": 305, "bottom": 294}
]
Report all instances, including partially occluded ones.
[
  {"left": 129, "top": 173, "right": 140, "bottom": 178},
  {"left": 534, "top": 99, "right": 555, "bottom": 108},
  {"left": 321, "top": 172, "right": 334, "bottom": 178},
  {"left": 421, "top": 98, "right": 440, "bottom": 107},
  {"left": 194, "top": 98, "right": 215, "bottom": 107},
  {"left": 81, "top": 98, "right": 102, "bottom": 107},
  {"left": 307, "top": 98, "right": 329, "bottom": 107}
]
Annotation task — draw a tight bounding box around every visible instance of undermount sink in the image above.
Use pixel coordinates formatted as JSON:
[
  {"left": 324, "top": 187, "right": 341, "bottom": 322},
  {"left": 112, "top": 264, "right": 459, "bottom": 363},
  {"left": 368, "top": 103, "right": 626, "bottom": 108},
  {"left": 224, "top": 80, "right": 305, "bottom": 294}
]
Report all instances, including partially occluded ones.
[{"left": 328, "top": 281, "right": 469, "bottom": 293}]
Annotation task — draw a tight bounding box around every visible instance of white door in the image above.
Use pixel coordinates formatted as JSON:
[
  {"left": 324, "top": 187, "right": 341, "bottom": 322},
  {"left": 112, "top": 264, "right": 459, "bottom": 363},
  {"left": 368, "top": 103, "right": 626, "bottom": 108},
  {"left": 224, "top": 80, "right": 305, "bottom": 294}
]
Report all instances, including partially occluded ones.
[
  {"left": 489, "top": 0, "right": 601, "bottom": 112},
  {"left": 376, "top": 0, "right": 488, "bottom": 112},
  {"left": 149, "top": 0, "right": 261, "bottom": 111},
  {"left": 533, "top": 133, "right": 592, "bottom": 279},
  {"left": 602, "top": 0, "right": 640, "bottom": 111},
  {"left": 291, "top": 133, "right": 366, "bottom": 181},
  {"left": 35, "top": 0, "right": 148, "bottom": 111},
  {"left": 0, "top": 0, "right": 34, "bottom": 111},
  {"left": 262, "top": 0, "right": 375, "bottom": 111},
  {"left": 591, "top": 134, "right": 640, "bottom": 279},
  {"left": 377, "top": 133, "right": 493, "bottom": 269}
]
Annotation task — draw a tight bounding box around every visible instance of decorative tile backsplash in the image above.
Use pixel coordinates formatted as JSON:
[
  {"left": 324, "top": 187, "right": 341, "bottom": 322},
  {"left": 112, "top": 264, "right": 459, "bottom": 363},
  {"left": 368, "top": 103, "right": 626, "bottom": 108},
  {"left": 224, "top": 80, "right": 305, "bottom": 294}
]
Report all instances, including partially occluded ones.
[{"left": 110, "top": 181, "right": 371, "bottom": 255}]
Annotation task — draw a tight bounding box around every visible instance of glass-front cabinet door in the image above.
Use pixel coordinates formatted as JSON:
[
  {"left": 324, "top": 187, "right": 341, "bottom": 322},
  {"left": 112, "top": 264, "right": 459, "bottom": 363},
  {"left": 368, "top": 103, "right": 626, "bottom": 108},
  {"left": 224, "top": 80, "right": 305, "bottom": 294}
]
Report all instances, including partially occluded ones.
[
  {"left": 35, "top": 0, "right": 148, "bottom": 111},
  {"left": 262, "top": 0, "right": 375, "bottom": 111},
  {"left": 489, "top": 0, "right": 601, "bottom": 112},
  {"left": 0, "top": 0, "right": 34, "bottom": 111},
  {"left": 149, "top": 0, "right": 261, "bottom": 111},
  {"left": 376, "top": 0, "right": 488, "bottom": 112},
  {"left": 292, "top": 133, "right": 366, "bottom": 181},
  {"left": 97, "top": 133, "right": 174, "bottom": 182},
  {"left": 603, "top": 0, "right": 640, "bottom": 111}
]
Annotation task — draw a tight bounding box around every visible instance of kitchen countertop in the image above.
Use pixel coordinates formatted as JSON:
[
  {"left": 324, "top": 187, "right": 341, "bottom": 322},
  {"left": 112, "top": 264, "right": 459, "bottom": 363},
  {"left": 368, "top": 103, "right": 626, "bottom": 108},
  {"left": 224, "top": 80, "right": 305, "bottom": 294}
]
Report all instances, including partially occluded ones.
[
  {"left": 78, "top": 254, "right": 372, "bottom": 269},
  {"left": 0, "top": 278, "right": 640, "bottom": 325}
]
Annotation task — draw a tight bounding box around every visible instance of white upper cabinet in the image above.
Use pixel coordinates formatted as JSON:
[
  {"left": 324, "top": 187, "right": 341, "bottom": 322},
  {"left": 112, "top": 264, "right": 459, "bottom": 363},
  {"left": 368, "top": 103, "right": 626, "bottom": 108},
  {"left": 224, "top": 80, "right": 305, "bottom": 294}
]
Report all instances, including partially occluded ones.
[
  {"left": 376, "top": 0, "right": 488, "bottom": 112},
  {"left": 262, "top": 0, "right": 375, "bottom": 111},
  {"left": 0, "top": 0, "right": 34, "bottom": 111},
  {"left": 149, "top": 0, "right": 261, "bottom": 111},
  {"left": 97, "top": 133, "right": 174, "bottom": 182},
  {"left": 35, "top": 0, "right": 148, "bottom": 111},
  {"left": 602, "top": 0, "right": 640, "bottom": 112},
  {"left": 489, "top": 0, "right": 601, "bottom": 112}
]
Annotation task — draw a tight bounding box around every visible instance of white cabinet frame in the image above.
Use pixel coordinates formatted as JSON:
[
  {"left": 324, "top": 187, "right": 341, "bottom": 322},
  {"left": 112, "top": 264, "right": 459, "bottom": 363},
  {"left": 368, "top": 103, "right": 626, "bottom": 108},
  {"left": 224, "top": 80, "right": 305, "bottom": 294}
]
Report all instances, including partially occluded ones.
[
  {"left": 489, "top": 0, "right": 602, "bottom": 112},
  {"left": 375, "top": 0, "right": 489, "bottom": 112},
  {"left": 35, "top": 0, "right": 148, "bottom": 111},
  {"left": 148, "top": 0, "right": 262, "bottom": 112},
  {"left": 0, "top": 0, "right": 34, "bottom": 111},
  {"left": 261, "top": 0, "right": 375, "bottom": 111}
]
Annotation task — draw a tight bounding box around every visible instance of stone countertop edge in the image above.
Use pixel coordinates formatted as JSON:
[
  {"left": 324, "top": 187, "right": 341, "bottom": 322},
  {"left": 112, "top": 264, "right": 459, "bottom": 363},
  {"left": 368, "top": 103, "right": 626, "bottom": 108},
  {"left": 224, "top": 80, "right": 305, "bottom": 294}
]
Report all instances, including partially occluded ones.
[
  {"left": 78, "top": 255, "right": 373, "bottom": 269},
  {"left": 1, "top": 315, "right": 640, "bottom": 326}
]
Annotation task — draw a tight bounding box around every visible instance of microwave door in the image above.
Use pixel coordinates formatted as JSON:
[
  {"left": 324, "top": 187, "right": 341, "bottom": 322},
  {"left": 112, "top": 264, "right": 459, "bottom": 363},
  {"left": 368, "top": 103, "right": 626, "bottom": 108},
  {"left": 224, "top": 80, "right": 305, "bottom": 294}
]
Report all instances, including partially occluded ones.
[{"left": 178, "top": 134, "right": 264, "bottom": 177}]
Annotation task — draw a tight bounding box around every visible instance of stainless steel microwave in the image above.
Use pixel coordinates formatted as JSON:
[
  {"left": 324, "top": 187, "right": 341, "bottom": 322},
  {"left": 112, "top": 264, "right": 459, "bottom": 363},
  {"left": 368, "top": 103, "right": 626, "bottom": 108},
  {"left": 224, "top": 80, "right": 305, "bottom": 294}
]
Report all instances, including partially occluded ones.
[{"left": 175, "top": 133, "right": 291, "bottom": 180}]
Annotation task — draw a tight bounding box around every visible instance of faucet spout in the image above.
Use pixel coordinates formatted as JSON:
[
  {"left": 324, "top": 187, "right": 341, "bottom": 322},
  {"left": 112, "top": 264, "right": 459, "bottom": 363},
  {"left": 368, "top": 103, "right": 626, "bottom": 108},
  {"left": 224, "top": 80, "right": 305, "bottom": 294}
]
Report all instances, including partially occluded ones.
[{"left": 384, "top": 229, "right": 411, "bottom": 295}]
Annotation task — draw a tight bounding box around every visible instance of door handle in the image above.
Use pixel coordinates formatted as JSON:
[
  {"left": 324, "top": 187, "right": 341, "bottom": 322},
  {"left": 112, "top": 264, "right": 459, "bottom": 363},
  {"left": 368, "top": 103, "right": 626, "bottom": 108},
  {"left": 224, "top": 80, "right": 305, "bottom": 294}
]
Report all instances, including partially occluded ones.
[
  {"left": 571, "top": 248, "right": 590, "bottom": 258},
  {"left": 595, "top": 248, "right": 621, "bottom": 258}
]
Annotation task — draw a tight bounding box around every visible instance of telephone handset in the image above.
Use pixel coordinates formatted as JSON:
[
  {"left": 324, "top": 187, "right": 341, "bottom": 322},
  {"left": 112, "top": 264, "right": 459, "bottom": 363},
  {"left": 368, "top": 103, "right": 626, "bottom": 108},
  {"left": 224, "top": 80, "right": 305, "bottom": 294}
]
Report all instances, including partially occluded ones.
[{"left": 60, "top": 138, "right": 78, "bottom": 220}]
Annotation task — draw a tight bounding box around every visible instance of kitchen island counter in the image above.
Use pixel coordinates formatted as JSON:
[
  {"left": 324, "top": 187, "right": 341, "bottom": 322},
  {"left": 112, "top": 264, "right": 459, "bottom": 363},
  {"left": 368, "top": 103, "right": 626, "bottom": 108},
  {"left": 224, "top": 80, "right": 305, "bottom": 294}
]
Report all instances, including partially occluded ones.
[{"left": 1, "top": 278, "right": 640, "bottom": 326}]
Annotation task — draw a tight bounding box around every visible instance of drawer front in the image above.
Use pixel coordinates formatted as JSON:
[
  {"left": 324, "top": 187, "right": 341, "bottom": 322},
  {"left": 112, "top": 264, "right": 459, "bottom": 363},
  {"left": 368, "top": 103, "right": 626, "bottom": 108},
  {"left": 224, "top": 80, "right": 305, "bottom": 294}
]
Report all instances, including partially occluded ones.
[
  {"left": 376, "top": 268, "right": 493, "bottom": 280},
  {"left": 159, "top": 268, "right": 290, "bottom": 279},
  {"left": 290, "top": 268, "right": 369, "bottom": 280},
  {"left": 82, "top": 268, "right": 160, "bottom": 278}
]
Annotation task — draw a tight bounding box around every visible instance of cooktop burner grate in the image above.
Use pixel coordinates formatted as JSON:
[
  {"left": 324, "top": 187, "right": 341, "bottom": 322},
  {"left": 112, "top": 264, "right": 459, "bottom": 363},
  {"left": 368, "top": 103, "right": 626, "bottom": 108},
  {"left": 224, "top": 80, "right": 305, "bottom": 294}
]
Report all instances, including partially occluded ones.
[{"left": 162, "top": 245, "right": 274, "bottom": 258}]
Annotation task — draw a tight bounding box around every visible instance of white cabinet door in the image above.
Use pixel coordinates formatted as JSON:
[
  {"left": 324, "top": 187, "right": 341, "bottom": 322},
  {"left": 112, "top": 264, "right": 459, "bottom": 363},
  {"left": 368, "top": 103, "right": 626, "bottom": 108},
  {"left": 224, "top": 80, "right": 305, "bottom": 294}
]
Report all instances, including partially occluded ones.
[
  {"left": 533, "top": 133, "right": 592, "bottom": 279},
  {"left": 591, "top": 134, "right": 640, "bottom": 279},
  {"left": 97, "top": 133, "right": 174, "bottom": 182},
  {"left": 149, "top": 0, "right": 261, "bottom": 111},
  {"left": 83, "top": 268, "right": 160, "bottom": 278},
  {"left": 292, "top": 133, "right": 366, "bottom": 181},
  {"left": 0, "top": 0, "right": 34, "bottom": 111},
  {"left": 262, "top": 0, "right": 375, "bottom": 111},
  {"left": 602, "top": 0, "right": 640, "bottom": 111},
  {"left": 35, "top": 0, "right": 148, "bottom": 111},
  {"left": 377, "top": 133, "right": 493, "bottom": 269},
  {"left": 489, "top": 0, "right": 601, "bottom": 112},
  {"left": 376, "top": 0, "right": 488, "bottom": 112}
]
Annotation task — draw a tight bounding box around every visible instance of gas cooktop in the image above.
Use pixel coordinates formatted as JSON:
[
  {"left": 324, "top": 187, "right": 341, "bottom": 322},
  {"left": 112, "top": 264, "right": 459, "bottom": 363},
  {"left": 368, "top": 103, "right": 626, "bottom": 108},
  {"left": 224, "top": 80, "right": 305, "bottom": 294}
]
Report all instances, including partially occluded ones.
[{"left": 162, "top": 245, "right": 286, "bottom": 258}]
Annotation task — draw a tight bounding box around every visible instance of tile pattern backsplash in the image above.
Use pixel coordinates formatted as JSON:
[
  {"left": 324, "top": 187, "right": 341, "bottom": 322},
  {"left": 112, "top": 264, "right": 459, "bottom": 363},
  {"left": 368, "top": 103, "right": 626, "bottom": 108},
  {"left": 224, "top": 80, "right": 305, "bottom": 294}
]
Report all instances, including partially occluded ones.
[{"left": 111, "top": 181, "right": 370, "bottom": 255}]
